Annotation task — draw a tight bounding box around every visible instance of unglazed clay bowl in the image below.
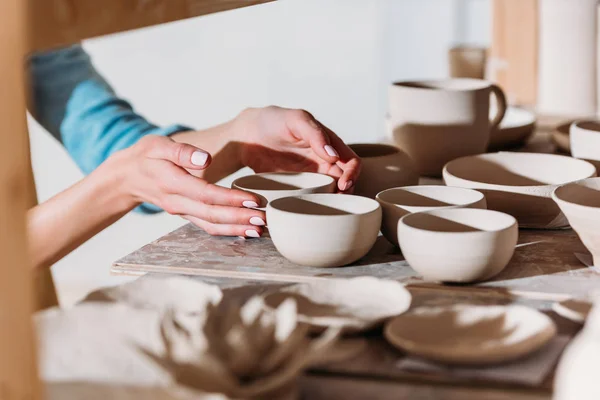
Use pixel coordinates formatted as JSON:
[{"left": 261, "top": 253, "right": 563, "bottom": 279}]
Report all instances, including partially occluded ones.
[
  {"left": 443, "top": 152, "right": 597, "bottom": 229},
  {"left": 552, "top": 120, "right": 575, "bottom": 153},
  {"left": 232, "top": 172, "right": 336, "bottom": 208},
  {"left": 552, "top": 177, "right": 600, "bottom": 266},
  {"left": 384, "top": 304, "right": 556, "bottom": 365},
  {"left": 349, "top": 143, "right": 419, "bottom": 199},
  {"left": 488, "top": 106, "right": 536, "bottom": 150},
  {"left": 570, "top": 120, "right": 600, "bottom": 172},
  {"left": 397, "top": 208, "right": 518, "bottom": 282},
  {"left": 376, "top": 186, "right": 487, "bottom": 247},
  {"left": 267, "top": 194, "right": 382, "bottom": 267}
]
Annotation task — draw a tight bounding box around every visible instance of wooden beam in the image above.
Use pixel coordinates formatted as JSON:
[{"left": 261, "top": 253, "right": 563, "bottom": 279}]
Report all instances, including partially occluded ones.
[
  {"left": 0, "top": 0, "right": 42, "bottom": 397},
  {"left": 29, "top": 0, "right": 276, "bottom": 52}
]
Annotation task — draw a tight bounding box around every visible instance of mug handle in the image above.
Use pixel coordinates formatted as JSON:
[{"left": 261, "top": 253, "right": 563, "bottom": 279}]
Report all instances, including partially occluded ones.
[{"left": 489, "top": 84, "right": 507, "bottom": 130}]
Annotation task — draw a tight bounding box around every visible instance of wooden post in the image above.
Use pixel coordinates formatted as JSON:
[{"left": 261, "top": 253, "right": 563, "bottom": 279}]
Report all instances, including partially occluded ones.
[{"left": 0, "top": 0, "right": 42, "bottom": 398}]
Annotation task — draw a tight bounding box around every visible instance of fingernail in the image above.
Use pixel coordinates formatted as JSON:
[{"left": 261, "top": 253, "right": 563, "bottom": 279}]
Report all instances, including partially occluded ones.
[
  {"left": 243, "top": 201, "right": 259, "bottom": 208},
  {"left": 245, "top": 230, "right": 260, "bottom": 238},
  {"left": 324, "top": 145, "right": 339, "bottom": 158},
  {"left": 343, "top": 180, "right": 353, "bottom": 191},
  {"left": 249, "top": 216, "right": 266, "bottom": 226},
  {"left": 191, "top": 151, "right": 209, "bottom": 167}
]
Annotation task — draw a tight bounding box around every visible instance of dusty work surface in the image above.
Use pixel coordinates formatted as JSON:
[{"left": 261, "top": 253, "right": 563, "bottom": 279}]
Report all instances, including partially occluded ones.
[{"left": 113, "top": 223, "right": 597, "bottom": 300}]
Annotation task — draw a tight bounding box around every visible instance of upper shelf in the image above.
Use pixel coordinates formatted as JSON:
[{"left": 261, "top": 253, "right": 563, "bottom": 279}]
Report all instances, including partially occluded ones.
[{"left": 30, "top": 0, "right": 275, "bottom": 52}]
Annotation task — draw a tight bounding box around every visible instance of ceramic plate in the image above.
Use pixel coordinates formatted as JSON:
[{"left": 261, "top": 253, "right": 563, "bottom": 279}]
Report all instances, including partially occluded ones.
[
  {"left": 489, "top": 107, "right": 536, "bottom": 150},
  {"left": 551, "top": 121, "right": 575, "bottom": 154},
  {"left": 384, "top": 304, "right": 557, "bottom": 365},
  {"left": 263, "top": 277, "right": 411, "bottom": 332},
  {"left": 553, "top": 299, "right": 592, "bottom": 324}
]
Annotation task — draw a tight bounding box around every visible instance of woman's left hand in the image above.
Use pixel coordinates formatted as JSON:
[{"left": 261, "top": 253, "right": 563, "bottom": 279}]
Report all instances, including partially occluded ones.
[{"left": 233, "top": 106, "right": 361, "bottom": 192}]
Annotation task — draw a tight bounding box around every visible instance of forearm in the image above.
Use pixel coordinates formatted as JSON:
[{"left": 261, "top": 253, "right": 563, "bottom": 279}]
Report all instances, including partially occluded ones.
[{"left": 27, "top": 162, "right": 134, "bottom": 270}]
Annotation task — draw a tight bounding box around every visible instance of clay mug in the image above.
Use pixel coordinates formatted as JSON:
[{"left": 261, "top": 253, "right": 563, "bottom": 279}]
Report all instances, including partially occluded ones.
[
  {"left": 448, "top": 46, "right": 487, "bottom": 79},
  {"left": 349, "top": 143, "right": 419, "bottom": 199},
  {"left": 388, "top": 78, "right": 507, "bottom": 177}
]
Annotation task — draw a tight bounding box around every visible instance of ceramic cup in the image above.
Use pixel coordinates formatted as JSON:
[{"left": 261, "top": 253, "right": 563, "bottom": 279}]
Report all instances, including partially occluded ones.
[
  {"left": 570, "top": 120, "right": 600, "bottom": 172},
  {"left": 552, "top": 177, "right": 600, "bottom": 266},
  {"left": 397, "top": 208, "right": 518, "bottom": 283},
  {"left": 267, "top": 194, "right": 382, "bottom": 268},
  {"left": 448, "top": 46, "right": 487, "bottom": 79},
  {"left": 376, "top": 186, "right": 487, "bottom": 247},
  {"left": 232, "top": 172, "right": 336, "bottom": 209},
  {"left": 388, "top": 78, "right": 507, "bottom": 177},
  {"left": 443, "top": 152, "right": 597, "bottom": 229},
  {"left": 349, "top": 143, "right": 419, "bottom": 199}
]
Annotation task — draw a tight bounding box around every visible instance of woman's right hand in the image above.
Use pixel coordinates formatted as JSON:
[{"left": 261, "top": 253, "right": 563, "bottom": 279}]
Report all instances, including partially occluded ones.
[{"left": 105, "top": 135, "right": 265, "bottom": 238}]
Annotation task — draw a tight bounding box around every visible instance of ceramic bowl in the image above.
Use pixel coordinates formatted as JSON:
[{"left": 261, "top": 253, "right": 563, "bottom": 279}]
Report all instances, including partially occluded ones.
[
  {"left": 267, "top": 194, "right": 382, "bottom": 268},
  {"left": 570, "top": 120, "right": 600, "bottom": 172},
  {"left": 443, "top": 152, "right": 597, "bottom": 229},
  {"left": 376, "top": 186, "right": 487, "bottom": 247},
  {"left": 349, "top": 143, "right": 419, "bottom": 199},
  {"left": 552, "top": 177, "right": 600, "bottom": 266},
  {"left": 232, "top": 172, "right": 336, "bottom": 208},
  {"left": 397, "top": 208, "right": 518, "bottom": 282},
  {"left": 384, "top": 304, "right": 557, "bottom": 365},
  {"left": 551, "top": 121, "right": 574, "bottom": 153},
  {"left": 488, "top": 106, "right": 536, "bottom": 150}
]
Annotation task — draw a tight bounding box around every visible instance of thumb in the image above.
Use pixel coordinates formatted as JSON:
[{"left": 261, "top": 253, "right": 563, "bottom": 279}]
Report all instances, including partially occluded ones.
[{"left": 145, "top": 135, "right": 212, "bottom": 170}]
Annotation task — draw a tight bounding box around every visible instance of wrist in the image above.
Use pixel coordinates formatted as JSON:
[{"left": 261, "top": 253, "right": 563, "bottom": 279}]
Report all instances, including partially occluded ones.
[{"left": 92, "top": 152, "right": 140, "bottom": 213}]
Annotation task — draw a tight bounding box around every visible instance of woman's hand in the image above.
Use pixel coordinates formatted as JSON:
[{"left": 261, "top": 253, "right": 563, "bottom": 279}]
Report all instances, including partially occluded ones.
[
  {"left": 109, "top": 135, "right": 266, "bottom": 238},
  {"left": 233, "top": 106, "right": 361, "bottom": 192}
]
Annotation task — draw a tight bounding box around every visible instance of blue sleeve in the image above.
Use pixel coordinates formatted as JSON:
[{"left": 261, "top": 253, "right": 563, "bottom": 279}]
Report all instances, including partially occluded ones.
[{"left": 29, "top": 45, "right": 192, "bottom": 214}]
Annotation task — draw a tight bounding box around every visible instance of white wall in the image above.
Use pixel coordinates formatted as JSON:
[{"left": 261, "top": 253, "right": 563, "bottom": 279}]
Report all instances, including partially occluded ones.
[{"left": 29, "top": 0, "right": 490, "bottom": 305}]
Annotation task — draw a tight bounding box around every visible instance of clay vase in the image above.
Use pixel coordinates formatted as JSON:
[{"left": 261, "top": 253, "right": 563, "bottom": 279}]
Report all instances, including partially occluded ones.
[
  {"left": 397, "top": 208, "right": 518, "bottom": 283},
  {"left": 570, "top": 120, "right": 600, "bottom": 173},
  {"left": 448, "top": 46, "right": 487, "bottom": 79},
  {"left": 537, "top": 0, "right": 597, "bottom": 117},
  {"left": 388, "top": 78, "right": 507, "bottom": 177},
  {"left": 349, "top": 143, "right": 418, "bottom": 199},
  {"left": 552, "top": 177, "right": 600, "bottom": 267},
  {"left": 267, "top": 194, "right": 382, "bottom": 268},
  {"left": 443, "top": 152, "right": 597, "bottom": 229},
  {"left": 376, "top": 186, "right": 486, "bottom": 247}
]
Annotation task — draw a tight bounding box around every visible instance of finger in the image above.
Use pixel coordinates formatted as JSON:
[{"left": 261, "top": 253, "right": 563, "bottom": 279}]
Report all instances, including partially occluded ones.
[
  {"left": 183, "top": 215, "right": 264, "bottom": 238},
  {"left": 165, "top": 195, "right": 266, "bottom": 226},
  {"left": 142, "top": 135, "right": 213, "bottom": 170},
  {"left": 325, "top": 130, "right": 361, "bottom": 191},
  {"left": 288, "top": 110, "right": 340, "bottom": 164}
]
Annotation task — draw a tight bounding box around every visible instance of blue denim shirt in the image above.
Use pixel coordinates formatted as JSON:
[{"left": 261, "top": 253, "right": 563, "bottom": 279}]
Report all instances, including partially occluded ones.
[{"left": 29, "top": 45, "right": 191, "bottom": 213}]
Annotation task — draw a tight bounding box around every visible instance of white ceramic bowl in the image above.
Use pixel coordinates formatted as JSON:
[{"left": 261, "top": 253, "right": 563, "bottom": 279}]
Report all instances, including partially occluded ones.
[
  {"left": 397, "top": 208, "right": 518, "bottom": 282},
  {"left": 376, "top": 186, "right": 487, "bottom": 246},
  {"left": 489, "top": 106, "right": 536, "bottom": 150},
  {"left": 267, "top": 194, "right": 382, "bottom": 267},
  {"left": 443, "top": 152, "right": 597, "bottom": 228},
  {"left": 232, "top": 172, "right": 336, "bottom": 207},
  {"left": 553, "top": 177, "right": 600, "bottom": 266},
  {"left": 570, "top": 120, "right": 600, "bottom": 172}
]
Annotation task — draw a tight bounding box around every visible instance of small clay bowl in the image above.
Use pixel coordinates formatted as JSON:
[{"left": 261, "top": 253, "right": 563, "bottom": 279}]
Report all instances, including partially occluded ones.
[
  {"left": 376, "top": 186, "right": 487, "bottom": 247},
  {"left": 552, "top": 177, "right": 600, "bottom": 267},
  {"left": 384, "top": 304, "right": 557, "bottom": 365},
  {"left": 232, "top": 172, "right": 336, "bottom": 208},
  {"left": 397, "top": 208, "right": 518, "bottom": 282},
  {"left": 570, "top": 120, "right": 600, "bottom": 172},
  {"left": 488, "top": 106, "right": 536, "bottom": 150},
  {"left": 552, "top": 121, "right": 575, "bottom": 153},
  {"left": 267, "top": 194, "right": 381, "bottom": 267},
  {"left": 349, "top": 143, "right": 419, "bottom": 199},
  {"left": 443, "top": 152, "right": 597, "bottom": 229}
]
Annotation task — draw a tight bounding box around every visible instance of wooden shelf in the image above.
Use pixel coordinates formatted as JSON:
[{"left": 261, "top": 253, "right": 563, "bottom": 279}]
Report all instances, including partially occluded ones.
[{"left": 29, "top": 0, "right": 275, "bottom": 52}]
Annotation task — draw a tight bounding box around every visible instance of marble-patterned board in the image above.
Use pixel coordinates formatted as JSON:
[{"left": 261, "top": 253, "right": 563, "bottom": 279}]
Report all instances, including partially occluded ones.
[{"left": 113, "top": 223, "right": 600, "bottom": 299}]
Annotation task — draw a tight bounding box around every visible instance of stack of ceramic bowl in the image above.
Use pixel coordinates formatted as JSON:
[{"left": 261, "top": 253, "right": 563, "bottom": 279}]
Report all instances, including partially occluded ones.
[{"left": 233, "top": 171, "right": 383, "bottom": 268}]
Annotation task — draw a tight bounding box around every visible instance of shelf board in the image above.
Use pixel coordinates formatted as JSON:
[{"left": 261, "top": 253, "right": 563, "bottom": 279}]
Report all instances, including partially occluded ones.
[{"left": 30, "top": 0, "right": 275, "bottom": 52}]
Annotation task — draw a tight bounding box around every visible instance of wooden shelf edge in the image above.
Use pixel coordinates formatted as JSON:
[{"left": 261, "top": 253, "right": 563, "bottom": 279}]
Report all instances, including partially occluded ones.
[{"left": 29, "top": 0, "right": 276, "bottom": 52}]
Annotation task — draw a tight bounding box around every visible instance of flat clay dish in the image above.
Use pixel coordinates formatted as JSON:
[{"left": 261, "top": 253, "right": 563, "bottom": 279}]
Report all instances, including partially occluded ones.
[
  {"left": 489, "top": 107, "right": 536, "bottom": 150},
  {"left": 551, "top": 121, "right": 575, "bottom": 154},
  {"left": 553, "top": 299, "right": 592, "bottom": 324},
  {"left": 384, "top": 304, "right": 557, "bottom": 365},
  {"left": 263, "top": 277, "right": 411, "bottom": 333}
]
